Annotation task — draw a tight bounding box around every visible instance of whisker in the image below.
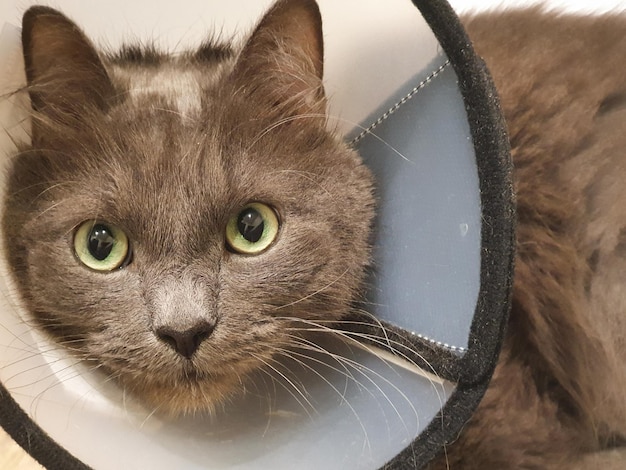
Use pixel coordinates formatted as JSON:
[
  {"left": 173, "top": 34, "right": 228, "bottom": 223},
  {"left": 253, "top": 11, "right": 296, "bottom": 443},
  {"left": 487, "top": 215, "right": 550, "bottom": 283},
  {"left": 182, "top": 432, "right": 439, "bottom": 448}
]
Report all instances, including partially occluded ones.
[
  {"left": 273, "top": 267, "right": 350, "bottom": 310},
  {"left": 350, "top": 59, "right": 451, "bottom": 146},
  {"left": 270, "top": 344, "right": 372, "bottom": 454},
  {"left": 281, "top": 317, "right": 427, "bottom": 374},
  {"left": 274, "top": 339, "right": 357, "bottom": 396},
  {"left": 140, "top": 403, "right": 164, "bottom": 429},
  {"left": 251, "top": 353, "right": 315, "bottom": 418},
  {"left": 288, "top": 335, "right": 419, "bottom": 438},
  {"left": 280, "top": 317, "right": 448, "bottom": 417},
  {"left": 151, "top": 106, "right": 199, "bottom": 123},
  {"left": 268, "top": 169, "right": 335, "bottom": 200},
  {"left": 245, "top": 113, "right": 327, "bottom": 152}
]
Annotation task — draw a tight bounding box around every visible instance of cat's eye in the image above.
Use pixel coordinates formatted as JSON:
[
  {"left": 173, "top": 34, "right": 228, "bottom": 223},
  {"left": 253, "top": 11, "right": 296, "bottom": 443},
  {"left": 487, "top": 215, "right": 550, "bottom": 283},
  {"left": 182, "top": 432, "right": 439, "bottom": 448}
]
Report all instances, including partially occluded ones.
[
  {"left": 74, "top": 221, "right": 131, "bottom": 271},
  {"left": 226, "top": 203, "right": 279, "bottom": 254}
]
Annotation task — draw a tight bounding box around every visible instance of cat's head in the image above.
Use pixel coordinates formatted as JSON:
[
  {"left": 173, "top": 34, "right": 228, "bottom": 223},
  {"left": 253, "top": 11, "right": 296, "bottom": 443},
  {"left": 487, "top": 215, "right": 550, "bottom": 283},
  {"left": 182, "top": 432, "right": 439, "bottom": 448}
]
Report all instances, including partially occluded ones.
[{"left": 3, "top": 0, "right": 375, "bottom": 415}]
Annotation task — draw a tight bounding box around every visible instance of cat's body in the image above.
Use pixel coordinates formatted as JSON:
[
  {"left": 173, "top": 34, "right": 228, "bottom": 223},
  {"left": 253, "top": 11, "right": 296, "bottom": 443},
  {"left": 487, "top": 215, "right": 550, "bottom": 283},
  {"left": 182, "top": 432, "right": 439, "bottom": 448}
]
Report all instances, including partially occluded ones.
[
  {"left": 3, "top": 0, "right": 626, "bottom": 468},
  {"left": 427, "top": 9, "right": 626, "bottom": 469}
]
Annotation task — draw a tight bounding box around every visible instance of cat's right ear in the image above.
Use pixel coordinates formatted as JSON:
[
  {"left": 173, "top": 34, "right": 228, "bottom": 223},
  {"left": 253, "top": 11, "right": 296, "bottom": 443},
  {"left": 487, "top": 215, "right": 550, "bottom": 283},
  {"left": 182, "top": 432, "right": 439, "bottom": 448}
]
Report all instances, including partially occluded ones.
[
  {"left": 232, "top": 0, "right": 325, "bottom": 116},
  {"left": 22, "top": 7, "right": 115, "bottom": 129}
]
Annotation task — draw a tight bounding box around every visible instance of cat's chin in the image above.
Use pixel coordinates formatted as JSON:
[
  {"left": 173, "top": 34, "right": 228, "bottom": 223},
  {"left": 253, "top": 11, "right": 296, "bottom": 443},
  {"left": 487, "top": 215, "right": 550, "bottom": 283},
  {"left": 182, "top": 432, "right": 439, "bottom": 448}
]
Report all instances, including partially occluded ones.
[
  {"left": 123, "top": 372, "right": 244, "bottom": 417},
  {"left": 111, "top": 356, "right": 267, "bottom": 417}
]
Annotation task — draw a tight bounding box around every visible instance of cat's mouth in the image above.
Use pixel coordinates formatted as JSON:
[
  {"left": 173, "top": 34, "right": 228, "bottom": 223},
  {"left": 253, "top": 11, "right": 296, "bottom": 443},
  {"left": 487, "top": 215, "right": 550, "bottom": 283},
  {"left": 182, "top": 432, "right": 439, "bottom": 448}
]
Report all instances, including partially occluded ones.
[
  {"left": 113, "top": 369, "right": 235, "bottom": 416},
  {"left": 179, "top": 366, "right": 206, "bottom": 382},
  {"left": 107, "top": 355, "right": 264, "bottom": 416}
]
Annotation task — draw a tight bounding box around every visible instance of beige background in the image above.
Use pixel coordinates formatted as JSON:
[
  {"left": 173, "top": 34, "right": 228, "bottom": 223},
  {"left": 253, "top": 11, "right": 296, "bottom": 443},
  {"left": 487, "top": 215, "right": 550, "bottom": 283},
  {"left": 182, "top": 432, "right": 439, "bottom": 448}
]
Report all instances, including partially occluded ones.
[{"left": 0, "top": 427, "right": 41, "bottom": 469}]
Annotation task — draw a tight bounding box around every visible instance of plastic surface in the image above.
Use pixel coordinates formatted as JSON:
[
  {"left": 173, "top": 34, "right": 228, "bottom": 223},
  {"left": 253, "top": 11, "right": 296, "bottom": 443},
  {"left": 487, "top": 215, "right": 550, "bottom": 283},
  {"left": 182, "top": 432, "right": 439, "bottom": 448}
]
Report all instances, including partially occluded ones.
[{"left": 355, "top": 62, "right": 480, "bottom": 352}]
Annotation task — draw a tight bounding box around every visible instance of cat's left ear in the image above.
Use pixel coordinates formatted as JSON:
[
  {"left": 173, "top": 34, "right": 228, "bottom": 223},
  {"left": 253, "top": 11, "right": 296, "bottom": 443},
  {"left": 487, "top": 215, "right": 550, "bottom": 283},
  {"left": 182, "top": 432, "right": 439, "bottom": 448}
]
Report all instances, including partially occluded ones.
[
  {"left": 232, "top": 0, "right": 325, "bottom": 115},
  {"left": 22, "top": 6, "right": 115, "bottom": 128}
]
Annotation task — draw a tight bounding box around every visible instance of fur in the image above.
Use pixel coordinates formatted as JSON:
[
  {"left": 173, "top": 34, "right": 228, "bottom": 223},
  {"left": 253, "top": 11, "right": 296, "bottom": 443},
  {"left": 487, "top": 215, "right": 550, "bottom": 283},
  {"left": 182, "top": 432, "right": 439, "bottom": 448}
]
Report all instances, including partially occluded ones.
[
  {"left": 427, "top": 9, "right": 626, "bottom": 468},
  {"left": 3, "top": 0, "right": 375, "bottom": 416},
  {"left": 3, "top": 1, "right": 626, "bottom": 467}
]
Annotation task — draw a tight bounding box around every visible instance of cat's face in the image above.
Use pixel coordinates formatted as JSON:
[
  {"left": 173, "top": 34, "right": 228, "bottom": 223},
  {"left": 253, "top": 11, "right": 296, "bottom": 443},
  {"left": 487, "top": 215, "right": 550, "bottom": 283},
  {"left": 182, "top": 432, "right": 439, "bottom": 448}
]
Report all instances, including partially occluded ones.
[{"left": 3, "top": 0, "right": 374, "bottom": 415}]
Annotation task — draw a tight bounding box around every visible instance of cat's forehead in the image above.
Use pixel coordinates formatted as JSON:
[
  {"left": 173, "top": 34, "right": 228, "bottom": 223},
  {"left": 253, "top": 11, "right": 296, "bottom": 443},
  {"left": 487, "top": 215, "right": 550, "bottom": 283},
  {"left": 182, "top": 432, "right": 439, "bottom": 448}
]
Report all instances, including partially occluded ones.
[
  {"left": 28, "top": 51, "right": 354, "bottom": 249},
  {"left": 100, "top": 77, "right": 334, "bottom": 192},
  {"left": 108, "top": 57, "right": 232, "bottom": 119},
  {"left": 73, "top": 102, "right": 333, "bottom": 226}
]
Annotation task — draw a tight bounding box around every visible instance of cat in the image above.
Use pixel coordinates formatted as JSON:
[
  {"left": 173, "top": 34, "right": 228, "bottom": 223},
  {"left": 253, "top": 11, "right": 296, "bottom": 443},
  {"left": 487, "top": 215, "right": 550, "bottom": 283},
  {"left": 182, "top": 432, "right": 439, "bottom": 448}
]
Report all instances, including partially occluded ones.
[
  {"left": 2, "top": 0, "right": 375, "bottom": 417},
  {"left": 427, "top": 8, "right": 626, "bottom": 470},
  {"left": 4, "top": 0, "right": 626, "bottom": 469}
]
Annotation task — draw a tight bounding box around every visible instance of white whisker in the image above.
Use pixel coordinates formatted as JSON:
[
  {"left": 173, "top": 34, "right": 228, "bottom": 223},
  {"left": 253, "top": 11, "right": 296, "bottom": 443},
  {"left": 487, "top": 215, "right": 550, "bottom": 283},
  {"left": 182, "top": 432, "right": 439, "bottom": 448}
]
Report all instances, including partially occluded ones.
[
  {"left": 273, "top": 267, "right": 350, "bottom": 310},
  {"left": 245, "top": 113, "right": 326, "bottom": 152},
  {"left": 251, "top": 353, "right": 315, "bottom": 418},
  {"left": 270, "top": 344, "right": 372, "bottom": 454},
  {"left": 287, "top": 335, "right": 419, "bottom": 438},
  {"left": 279, "top": 316, "right": 448, "bottom": 419}
]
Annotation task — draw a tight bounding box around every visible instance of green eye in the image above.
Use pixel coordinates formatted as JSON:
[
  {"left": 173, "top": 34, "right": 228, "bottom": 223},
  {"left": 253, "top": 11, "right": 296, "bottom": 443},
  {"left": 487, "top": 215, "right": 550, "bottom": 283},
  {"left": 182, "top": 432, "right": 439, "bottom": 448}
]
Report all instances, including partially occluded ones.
[
  {"left": 226, "top": 203, "right": 279, "bottom": 254},
  {"left": 74, "top": 221, "right": 130, "bottom": 271}
]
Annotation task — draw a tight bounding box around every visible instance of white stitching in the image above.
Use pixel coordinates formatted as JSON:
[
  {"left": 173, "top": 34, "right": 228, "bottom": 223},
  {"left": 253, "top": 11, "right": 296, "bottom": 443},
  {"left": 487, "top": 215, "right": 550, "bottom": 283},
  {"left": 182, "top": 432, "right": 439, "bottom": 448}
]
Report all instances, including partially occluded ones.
[
  {"left": 412, "top": 331, "right": 467, "bottom": 353},
  {"left": 350, "top": 59, "right": 451, "bottom": 145},
  {"left": 349, "top": 57, "right": 462, "bottom": 354}
]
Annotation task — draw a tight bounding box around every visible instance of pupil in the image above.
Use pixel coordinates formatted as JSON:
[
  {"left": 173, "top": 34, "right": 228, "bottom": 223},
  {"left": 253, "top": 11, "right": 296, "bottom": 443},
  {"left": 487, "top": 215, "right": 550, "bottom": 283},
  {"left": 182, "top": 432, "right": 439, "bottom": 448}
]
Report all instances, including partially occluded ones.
[
  {"left": 237, "top": 208, "right": 265, "bottom": 243},
  {"left": 88, "top": 224, "right": 115, "bottom": 261}
]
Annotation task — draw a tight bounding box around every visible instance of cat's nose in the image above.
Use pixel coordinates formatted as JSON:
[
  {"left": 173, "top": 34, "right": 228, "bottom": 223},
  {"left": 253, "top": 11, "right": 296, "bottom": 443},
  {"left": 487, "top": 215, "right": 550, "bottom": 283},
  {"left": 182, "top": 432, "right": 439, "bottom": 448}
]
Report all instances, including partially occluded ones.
[{"left": 155, "top": 320, "right": 215, "bottom": 359}]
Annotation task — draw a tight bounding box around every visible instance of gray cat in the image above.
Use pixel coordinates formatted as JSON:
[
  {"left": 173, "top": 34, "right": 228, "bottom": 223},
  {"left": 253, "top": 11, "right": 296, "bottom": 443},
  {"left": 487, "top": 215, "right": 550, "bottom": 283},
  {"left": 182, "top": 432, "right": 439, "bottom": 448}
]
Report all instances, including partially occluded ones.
[
  {"left": 4, "top": 0, "right": 374, "bottom": 417},
  {"left": 428, "top": 8, "right": 626, "bottom": 470},
  {"left": 4, "top": 0, "right": 626, "bottom": 468}
]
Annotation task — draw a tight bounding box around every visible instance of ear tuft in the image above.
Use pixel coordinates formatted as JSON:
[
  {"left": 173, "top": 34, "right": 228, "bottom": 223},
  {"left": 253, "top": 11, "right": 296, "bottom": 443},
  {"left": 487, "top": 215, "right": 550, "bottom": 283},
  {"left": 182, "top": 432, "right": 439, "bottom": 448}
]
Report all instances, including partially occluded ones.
[
  {"left": 233, "top": 0, "right": 325, "bottom": 115},
  {"left": 22, "top": 6, "right": 115, "bottom": 123}
]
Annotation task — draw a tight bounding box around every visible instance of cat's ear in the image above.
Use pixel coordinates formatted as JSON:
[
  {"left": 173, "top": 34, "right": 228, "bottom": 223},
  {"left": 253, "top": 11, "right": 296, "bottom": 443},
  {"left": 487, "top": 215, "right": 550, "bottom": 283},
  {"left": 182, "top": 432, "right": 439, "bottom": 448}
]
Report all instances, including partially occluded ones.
[
  {"left": 233, "top": 0, "right": 325, "bottom": 115},
  {"left": 22, "top": 6, "right": 115, "bottom": 125}
]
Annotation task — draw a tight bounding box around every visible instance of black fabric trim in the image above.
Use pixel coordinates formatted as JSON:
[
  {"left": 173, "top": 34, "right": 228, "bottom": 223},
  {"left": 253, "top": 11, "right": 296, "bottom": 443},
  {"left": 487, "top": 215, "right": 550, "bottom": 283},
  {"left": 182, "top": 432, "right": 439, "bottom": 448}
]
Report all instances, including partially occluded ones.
[
  {"left": 0, "top": 382, "right": 90, "bottom": 469},
  {"left": 377, "top": 0, "right": 515, "bottom": 468}
]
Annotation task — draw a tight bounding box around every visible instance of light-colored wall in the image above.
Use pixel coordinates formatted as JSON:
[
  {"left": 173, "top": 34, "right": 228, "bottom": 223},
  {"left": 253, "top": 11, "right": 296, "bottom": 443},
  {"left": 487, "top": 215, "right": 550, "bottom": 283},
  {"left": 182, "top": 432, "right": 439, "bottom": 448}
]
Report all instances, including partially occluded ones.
[{"left": 0, "top": 427, "right": 42, "bottom": 470}]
